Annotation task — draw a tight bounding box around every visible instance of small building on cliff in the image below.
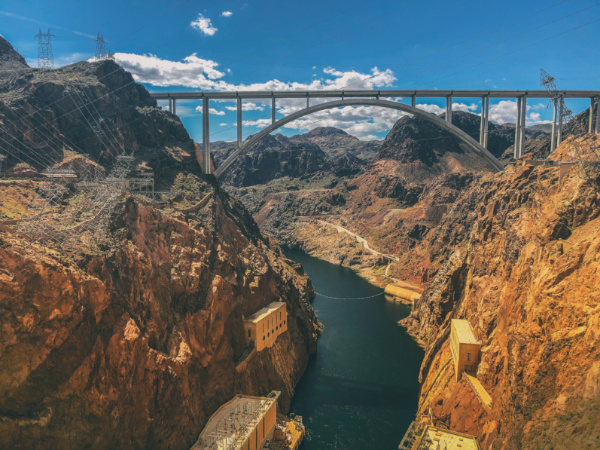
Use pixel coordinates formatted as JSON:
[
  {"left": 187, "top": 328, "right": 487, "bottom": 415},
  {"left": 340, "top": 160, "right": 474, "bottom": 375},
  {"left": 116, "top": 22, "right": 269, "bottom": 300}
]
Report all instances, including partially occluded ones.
[
  {"left": 450, "top": 319, "right": 481, "bottom": 382},
  {"left": 244, "top": 301, "right": 287, "bottom": 352}
]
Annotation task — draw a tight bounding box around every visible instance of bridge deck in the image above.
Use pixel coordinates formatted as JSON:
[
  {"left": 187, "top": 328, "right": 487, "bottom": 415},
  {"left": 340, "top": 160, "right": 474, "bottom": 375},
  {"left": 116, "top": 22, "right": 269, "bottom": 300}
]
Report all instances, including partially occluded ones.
[{"left": 150, "top": 89, "right": 600, "bottom": 100}]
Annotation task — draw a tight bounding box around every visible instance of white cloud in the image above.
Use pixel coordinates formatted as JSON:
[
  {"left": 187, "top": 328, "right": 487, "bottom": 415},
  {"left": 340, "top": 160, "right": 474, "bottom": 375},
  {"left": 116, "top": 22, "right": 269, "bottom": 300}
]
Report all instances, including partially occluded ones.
[
  {"left": 453, "top": 103, "right": 478, "bottom": 112},
  {"left": 113, "top": 52, "right": 224, "bottom": 88},
  {"left": 190, "top": 14, "right": 218, "bottom": 36},
  {"left": 489, "top": 100, "right": 518, "bottom": 124},
  {"left": 243, "top": 118, "right": 273, "bottom": 127},
  {"left": 195, "top": 106, "right": 226, "bottom": 115},
  {"left": 489, "top": 100, "right": 549, "bottom": 125},
  {"left": 416, "top": 103, "right": 444, "bottom": 115},
  {"left": 225, "top": 102, "right": 266, "bottom": 111},
  {"left": 221, "top": 11, "right": 233, "bottom": 17}
]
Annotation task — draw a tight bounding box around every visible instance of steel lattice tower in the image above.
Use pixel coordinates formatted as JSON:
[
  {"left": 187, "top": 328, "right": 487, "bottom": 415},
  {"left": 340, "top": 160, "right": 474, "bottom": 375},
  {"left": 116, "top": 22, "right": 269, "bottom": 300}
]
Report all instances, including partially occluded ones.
[
  {"left": 95, "top": 33, "right": 106, "bottom": 60},
  {"left": 34, "top": 29, "right": 55, "bottom": 70}
]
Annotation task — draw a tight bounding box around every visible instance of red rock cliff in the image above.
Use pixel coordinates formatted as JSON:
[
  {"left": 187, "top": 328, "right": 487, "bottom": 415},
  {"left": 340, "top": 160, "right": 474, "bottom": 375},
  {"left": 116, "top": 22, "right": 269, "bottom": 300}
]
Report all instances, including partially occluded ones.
[
  {"left": 406, "top": 156, "right": 600, "bottom": 448},
  {"left": 0, "top": 175, "right": 320, "bottom": 449}
]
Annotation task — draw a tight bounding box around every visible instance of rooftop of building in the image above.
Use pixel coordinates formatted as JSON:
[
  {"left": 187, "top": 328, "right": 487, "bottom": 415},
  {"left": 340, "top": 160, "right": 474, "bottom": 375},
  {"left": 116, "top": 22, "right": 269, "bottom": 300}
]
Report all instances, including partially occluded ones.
[
  {"left": 245, "top": 301, "right": 286, "bottom": 324},
  {"left": 192, "top": 391, "right": 280, "bottom": 450},
  {"left": 451, "top": 319, "right": 480, "bottom": 345},
  {"left": 420, "top": 426, "right": 480, "bottom": 450}
]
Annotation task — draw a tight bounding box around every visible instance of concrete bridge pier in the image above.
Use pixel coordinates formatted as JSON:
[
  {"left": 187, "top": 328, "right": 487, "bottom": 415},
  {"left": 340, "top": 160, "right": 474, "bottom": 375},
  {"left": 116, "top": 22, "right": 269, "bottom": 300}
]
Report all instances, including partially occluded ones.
[
  {"left": 518, "top": 96, "right": 527, "bottom": 159},
  {"left": 513, "top": 96, "right": 527, "bottom": 159},
  {"left": 557, "top": 98, "right": 564, "bottom": 146},
  {"left": 237, "top": 97, "right": 242, "bottom": 147},
  {"left": 550, "top": 101, "right": 558, "bottom": 152},
  {"left": 596, "top": 97, "right": 600, "bottom": 134},
  {"left": 479, "top": 96, "right": 490, "bottom": 147},
  {"left": 592, "top": 97, "right": 600, "bottom": 134},
  {"left": 514, "top": 97, "right": 522, "bottom": 159},
  {"left": 203, "top": 99, "right": 211, "bottom": 174}
]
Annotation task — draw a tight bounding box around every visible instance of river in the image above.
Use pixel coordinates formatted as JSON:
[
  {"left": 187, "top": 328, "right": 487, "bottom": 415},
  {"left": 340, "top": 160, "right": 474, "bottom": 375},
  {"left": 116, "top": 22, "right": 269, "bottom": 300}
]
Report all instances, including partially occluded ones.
[{"left": 285, "top": 249, "right": 424, "bottom": 450}]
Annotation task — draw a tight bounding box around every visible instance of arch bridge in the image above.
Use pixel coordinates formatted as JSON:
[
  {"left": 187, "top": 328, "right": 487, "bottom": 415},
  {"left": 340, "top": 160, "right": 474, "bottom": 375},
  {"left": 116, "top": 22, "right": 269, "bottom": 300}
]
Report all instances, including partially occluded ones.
[{"left": 150, "top": 90, "right": 600, "bottom": 177}]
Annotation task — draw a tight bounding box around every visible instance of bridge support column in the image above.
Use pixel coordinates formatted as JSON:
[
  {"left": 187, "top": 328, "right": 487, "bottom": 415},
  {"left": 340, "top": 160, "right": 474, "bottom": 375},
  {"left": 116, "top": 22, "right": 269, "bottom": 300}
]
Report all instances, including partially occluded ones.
[
  {"left": 557, "top": 98, "right": 564, "bottom": 146},
  {"left": 446, "top": 95, "right": 453, "bottom": 123},
  {"left": 595, "top": 97, "right": 600, "bottom": 134},
  {"left": 202, "top": 99, "right": 211, "bottom": 175},
  {"left": 550, "top": 101, "right": 557, "bottom": 152},
  {"left": 237, "top": 97, "right": 242, "bottom": 147},
  {"left": 514, "top": 97, "right": 522, "bottom": 159},
  {"left": 172, "top": 98, "right": 176, "bottom": 115},
  {"left": 272, "top": 97, "right": 276, "bottom": 124},
  {"left": 479, "top": 96, "right": 489, "bottom": 146},
  {"left": 589, "top": 98, "right": 595, "bottom": 134},
  {"left": 484, "top": 96, "right": 490, "bottom": 148},
  {"left": 518, "top": 96, "right": 527, "bottom": 159}
]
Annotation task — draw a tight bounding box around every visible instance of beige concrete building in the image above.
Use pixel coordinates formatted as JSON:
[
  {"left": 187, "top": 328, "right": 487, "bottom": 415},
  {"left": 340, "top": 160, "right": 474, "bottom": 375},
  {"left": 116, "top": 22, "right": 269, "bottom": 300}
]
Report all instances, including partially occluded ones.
[
  {"left": 244, "top": 302, "right": 287, "bottom": 352},
  {"left": 412, "top": 425, "right": 481, "bottom": 449},
  {"left": 192, "top": 392, "right": 279, "bottom": 450},
  {"left": 450, "top": 319, "right": 481, "bottom": 382}
]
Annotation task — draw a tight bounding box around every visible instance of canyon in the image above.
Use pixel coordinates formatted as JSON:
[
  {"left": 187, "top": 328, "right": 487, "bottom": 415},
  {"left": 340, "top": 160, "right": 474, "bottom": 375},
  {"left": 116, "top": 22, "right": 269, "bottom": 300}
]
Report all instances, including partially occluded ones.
[
  {"left": 2, "top": 30, "right": 600, "bottom": 449},
  {"left": 214, "top": 95, "right": 600, "bottom": 447}
]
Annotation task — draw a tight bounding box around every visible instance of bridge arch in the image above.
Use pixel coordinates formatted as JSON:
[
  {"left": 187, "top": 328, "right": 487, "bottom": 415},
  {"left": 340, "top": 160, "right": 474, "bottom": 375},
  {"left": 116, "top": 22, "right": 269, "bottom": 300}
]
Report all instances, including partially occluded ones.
[{"left": 214, "top": 99, "right": 504, "bottom": 177}]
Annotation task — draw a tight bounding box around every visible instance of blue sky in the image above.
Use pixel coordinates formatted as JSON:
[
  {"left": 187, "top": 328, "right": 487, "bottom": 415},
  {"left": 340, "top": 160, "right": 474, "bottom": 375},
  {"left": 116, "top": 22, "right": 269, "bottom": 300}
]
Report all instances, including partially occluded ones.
[{"left": 1, "top": 0, "right": 599, "bottom": 141}]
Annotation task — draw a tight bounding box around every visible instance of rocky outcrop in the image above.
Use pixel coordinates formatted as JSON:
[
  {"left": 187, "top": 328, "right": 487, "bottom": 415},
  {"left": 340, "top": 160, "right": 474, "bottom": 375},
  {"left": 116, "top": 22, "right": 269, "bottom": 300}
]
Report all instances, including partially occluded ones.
[
  {"left": 0, "top": 36, "right": 28, "bottom": 69},
  {"left": 0, "top": 175, "right": 320, "bottom": 449},
  {"left": 213, "top": 129, "right": 380, "bottom": 187},
  {"left": 378, "top": 111, "right": 514, "bottom": 167},
  {"left": 213, "top": 134, "right": 329, "bottom": 187},
  {"left": 0, "top": 36, "right": 196, "bottom": 188}
]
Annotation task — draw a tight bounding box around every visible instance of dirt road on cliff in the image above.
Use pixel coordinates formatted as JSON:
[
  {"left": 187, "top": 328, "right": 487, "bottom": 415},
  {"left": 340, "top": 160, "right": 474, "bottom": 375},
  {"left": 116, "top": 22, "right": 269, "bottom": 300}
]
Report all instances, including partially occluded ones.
[{"left": 314, "top": 219, "right": 399, "bottom": 262}]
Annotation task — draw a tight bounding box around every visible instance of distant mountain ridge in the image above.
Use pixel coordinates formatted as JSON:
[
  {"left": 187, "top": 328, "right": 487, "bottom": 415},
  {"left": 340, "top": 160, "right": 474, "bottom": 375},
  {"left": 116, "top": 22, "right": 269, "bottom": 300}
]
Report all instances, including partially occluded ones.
[{"left": 212, "top": 128, "right": 381, "bottom": 187}]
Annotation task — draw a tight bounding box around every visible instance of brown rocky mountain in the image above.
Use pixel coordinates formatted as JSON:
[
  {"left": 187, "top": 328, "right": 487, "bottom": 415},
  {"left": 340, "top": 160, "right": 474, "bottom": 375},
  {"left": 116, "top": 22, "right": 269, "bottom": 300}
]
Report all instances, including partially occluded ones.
[
  {"left": 0, "top": 38, "right": 320, "bottom": 448},
  {"left": 399, "top": 141, "right": 600, "bottom": 448},
  {"left": 212, "top": 127, "right": 380, "bottom": 188},
  {"left": 0, "top": 36, "right": 196, "bottom": 188}
]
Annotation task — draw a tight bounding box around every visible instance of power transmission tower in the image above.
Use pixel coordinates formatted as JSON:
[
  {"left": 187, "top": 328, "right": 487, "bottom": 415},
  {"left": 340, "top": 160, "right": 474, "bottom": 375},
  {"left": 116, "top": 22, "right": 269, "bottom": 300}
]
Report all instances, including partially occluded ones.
[
  {"left": 95, "top": 33, "right": 106, "bottom": 60},
  {"left": 541, "top": 68, "right": 600, "bottom": 185},
  {"left": 34, "top": 29, "right": 55, "bottom": 70}
]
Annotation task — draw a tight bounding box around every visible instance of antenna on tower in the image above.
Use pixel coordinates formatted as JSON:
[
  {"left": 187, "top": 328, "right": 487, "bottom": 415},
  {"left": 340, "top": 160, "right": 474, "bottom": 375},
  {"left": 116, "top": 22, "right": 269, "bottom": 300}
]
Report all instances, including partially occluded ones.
[
  {"left": 95, "top": 33, "right": 106, "bottom": 60},
  {"left": 34, "top": 29, "right": 55, "bottom": 70}
]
